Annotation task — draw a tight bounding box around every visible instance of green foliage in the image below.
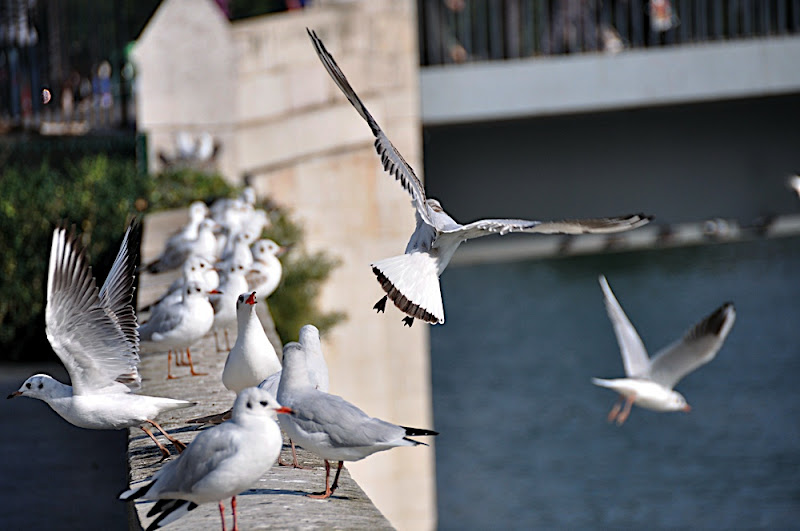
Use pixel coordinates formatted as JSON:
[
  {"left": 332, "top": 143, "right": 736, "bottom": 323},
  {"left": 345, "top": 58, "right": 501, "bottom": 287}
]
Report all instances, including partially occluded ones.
[
  {"left": 143, "top": 170, "right": 238, "bottom": 211},
  {"left": 0, "top": 153, "right": 343, "bottom": 361},
  {"left": 0, "top": 155, "right": 145, "bottom": 360},
  {"left": 261, "top": 206, "right": 346, "bottom": 342}
]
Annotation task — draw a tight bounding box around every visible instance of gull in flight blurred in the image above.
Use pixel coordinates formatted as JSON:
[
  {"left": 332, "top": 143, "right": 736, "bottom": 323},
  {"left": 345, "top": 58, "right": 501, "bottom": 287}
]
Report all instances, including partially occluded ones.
[
  {"left": 7, "top": 221, "right": 195, "bottom": 458},
  {"left": 307, "top": 29, "right": 652, "bottom": 326},
  {"left": 592, "top": 275, "right": 736, "bottom": 425},
  {"left": 120, "top": 387, "right": 291, "bottom": 531},
  {"left": 277, "top": 342, "right": 437, "bottom": 498}
]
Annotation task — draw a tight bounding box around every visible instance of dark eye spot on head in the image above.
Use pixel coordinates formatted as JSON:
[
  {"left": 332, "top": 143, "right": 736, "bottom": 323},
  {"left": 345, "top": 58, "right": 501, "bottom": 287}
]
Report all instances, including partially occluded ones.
[
  {"left": 200, "top": 263, "right": 205, "bottom": 268},
  {"left": 38, "top": 383, "right": 43, "bottom": 389},
  {"left": 195, "top": 287, "right": 201, "bottom": 292},
  {"left": 246, "top": 402, "right": 252, "bottom": 409},
  {"left": 260, "top": 401, "right": 267, "bottom": 407},
  {"left": 191, "top": 267, "right": 196, "bottom": 271},
  {"left": 238, "top": 265, "right": 244, "bottom": 270},
  {"left": 26, "top": 382, "right": 31, "bottom": 389}
]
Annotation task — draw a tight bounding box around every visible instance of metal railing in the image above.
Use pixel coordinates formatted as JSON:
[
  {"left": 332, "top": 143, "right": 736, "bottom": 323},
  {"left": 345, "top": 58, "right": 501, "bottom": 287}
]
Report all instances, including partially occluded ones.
[{"left": 419, "top": 0, "right": 800, "bottom": 65}]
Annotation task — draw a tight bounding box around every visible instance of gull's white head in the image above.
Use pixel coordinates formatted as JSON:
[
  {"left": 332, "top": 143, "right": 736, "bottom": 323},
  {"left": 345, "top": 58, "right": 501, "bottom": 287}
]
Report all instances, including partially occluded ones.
[
  {"left": 7, "top": 374, "right": 70, "bottom": 401},
  {"left": 235, "top": 291, "right": 258, "bottom": 316},
  {"left": 252, "top": 239, "right": 285, "bottom": 261},
  {"left": 189, "top": 201, "right": 209, "bottom": 220},
  {"left": 232, "top": 387, "right": 292, "bottom": 424},
  {"left": 663, "top": 390, "right": 691, "bottom": 412},
  {"left": 426, "top": 198, "right": 444, "bottom": 213},
  {"left": 788, "top": 174, "right": 800, "bottom": 198}
]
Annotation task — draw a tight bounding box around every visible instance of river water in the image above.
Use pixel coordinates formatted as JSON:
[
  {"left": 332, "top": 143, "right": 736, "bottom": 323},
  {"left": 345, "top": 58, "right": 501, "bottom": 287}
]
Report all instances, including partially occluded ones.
[{"left": 431, "top": 236, "right": 800, "bottom": 530}]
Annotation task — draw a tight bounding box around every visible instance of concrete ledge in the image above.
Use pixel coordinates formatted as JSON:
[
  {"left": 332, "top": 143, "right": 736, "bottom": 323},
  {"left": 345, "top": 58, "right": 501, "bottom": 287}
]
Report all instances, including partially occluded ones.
[{"left": 126, "top": 215, "right": 394, "bottom": 530}]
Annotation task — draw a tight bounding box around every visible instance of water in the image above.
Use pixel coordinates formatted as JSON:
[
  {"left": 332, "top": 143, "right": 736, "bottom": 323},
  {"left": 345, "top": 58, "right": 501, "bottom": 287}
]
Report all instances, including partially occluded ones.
[{"left": 431, "top": 237, "right": 800, "bottom": 530}]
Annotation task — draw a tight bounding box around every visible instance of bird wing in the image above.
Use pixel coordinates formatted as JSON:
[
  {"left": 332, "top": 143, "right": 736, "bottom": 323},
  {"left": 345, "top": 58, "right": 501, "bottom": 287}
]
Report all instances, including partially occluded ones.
[
  {"left": 138, "top": 298, "right": 185, "bottom": 342},
  {"left": 307, "top": 28, "right": 434, "bottom": 227},
  {"left": 441, "top": 214, "right": 652, "bottom": 241},
  {"left": 291, "top": 391, "right": 405, "bottom": 448},
  {"left": 647, "top": 302, "right": 736, "bottom": 389},
  {"left": 598, "top": 275, "right": 651, "bottom": 377},
  {"left": 155, "top": 426, "right": 241, "bottom": 497},
  {"left": 45, "top": 221, "right": 142, "bottom": 395}
]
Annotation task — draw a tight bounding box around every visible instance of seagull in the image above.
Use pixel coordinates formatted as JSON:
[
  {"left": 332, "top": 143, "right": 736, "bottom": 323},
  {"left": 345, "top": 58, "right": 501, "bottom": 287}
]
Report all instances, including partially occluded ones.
[
  {"left": 141, "top": 256, "right": 219, "bottom": 313},
  {"left": 307, "top": 29, "right": 653, "bottom": 326},
  {"left": 139, "top": 282, "right": 219, "bottom": 379},
  {"left": 216, "top": 231, "right": 257, "bottom": 273},
  {"left": 277, "top": 342, "right": 437, "bottom": 498},
  {"left": 7, "top": 221, "right": 195, "bottom": 458},
  {"left": 120, "top": 387, "right": 292, "bottom": 531},
  {"left": 145, "top": 218, "right": 219, "bottom": 274},
  {"left": 592, "top": 275, "right": 736, "bottom": 425},
  {"left": 222, "top": 292, "right": 281, "bottom": 395},
  {"left": 211, "top": 262, "right": 252, "bottom": 352},
  {"left": 246, "top": 239, "right": 286, "bottom": 299},
  {"left": 259, "top": 324, "right": 329, "bottom": 468}
]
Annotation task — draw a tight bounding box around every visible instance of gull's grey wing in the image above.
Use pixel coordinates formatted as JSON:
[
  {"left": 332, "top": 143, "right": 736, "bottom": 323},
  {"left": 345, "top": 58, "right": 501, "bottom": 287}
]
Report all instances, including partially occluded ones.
[
  {"left": 138, "top": 298, "right": 185, "bottom": 342},
  {"left": 598, "top": 275, "right": 651, "bottom": 377},
  {"left": 441, "top": 214, "right": 652, "bottom": 241},
  {"left": 154, "top": 424, "right": 241, "bottom": 497},
  {"left": 307, "top": 28, "right": 434, "bottom": 227},
  {"left": 291, "top": 391, "right": 406, "bottom": 448},
  {"left": 647, "top": 302, "right": 736, "bottom": 389},
  {"left": 45, "top": 223, "right": 141, "bottom": 395}
]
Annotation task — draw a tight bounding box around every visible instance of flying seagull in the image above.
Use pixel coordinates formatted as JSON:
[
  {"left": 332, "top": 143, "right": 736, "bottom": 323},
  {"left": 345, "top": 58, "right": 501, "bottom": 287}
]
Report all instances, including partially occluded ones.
[
  {"left": 8, "top": 221, "right": 195, "bottom": 457},
  {"left": 307, "top": 29, "right": 652, "bottom": 326},
  {"left": 592, "top": 275, "right": 736, "bottom": 425}
]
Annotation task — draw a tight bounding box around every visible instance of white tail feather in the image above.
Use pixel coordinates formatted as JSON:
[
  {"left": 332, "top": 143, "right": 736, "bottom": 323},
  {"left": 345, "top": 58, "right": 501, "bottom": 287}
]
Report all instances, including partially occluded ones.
[{"left": 372, "top": 252, "right": 444, "bottom": 324}]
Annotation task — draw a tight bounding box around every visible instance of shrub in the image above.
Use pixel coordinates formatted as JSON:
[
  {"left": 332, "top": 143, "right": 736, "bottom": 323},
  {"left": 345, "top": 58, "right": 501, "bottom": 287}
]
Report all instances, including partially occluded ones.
[{"left": 0, "top": 153, "right": 343, "bottom": 361}]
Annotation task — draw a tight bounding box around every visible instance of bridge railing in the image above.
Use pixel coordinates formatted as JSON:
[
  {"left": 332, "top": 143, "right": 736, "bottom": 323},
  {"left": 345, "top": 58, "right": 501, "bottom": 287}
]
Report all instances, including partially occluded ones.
[{"left": 419, "top": 0, "right": 800, "bottom": 65}]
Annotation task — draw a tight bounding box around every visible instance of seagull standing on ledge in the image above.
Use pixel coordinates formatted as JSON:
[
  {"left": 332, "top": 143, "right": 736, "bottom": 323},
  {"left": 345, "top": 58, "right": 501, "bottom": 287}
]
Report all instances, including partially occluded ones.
[
  {"left": 120, "top": 387, "right": 292, "bottom": 531},
  {"left": 592, "top": 275, "right": 736, "bottom": 425},
  {"left": 307, "top": 29, "right": 653, "bottom": 326},
  {"left": 8, "top": 221, "right": 195, "bottom": 458},
  {"left": 277, "top": 342, "right": 437, "bottom": 499}
]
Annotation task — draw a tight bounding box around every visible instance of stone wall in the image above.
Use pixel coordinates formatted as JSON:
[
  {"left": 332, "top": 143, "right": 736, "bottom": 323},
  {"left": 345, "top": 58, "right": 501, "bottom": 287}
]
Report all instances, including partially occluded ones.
[{"left": 134, "top": 1, "right": 435, "bottom": 529}]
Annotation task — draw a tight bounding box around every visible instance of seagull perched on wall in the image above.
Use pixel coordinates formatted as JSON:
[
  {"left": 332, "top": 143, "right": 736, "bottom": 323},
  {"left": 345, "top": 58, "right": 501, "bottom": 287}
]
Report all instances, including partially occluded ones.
[
  {"left": 592, "top": 275, "right": 736, "bottom": 425},
  {"left": 307, "top": 29, "right": 653, "bottom": 326}
]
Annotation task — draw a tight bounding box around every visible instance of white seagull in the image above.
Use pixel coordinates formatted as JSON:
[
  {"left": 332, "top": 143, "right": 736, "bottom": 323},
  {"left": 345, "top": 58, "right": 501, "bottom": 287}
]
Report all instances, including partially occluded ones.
[
  {"left": 307, "top": 29, "right": 653, "bottom": 326},
  {"left": 139, "top": 282, "right": 218, "bottom": 379},
  {"left": 141, "top": 255, "right": 219, "bottom": 313},
  {"left": 246, "top": 239, "right": 286, "bottom": 299},
  {"left": 120, "top": 387, "right": 292, "bottom": 531},
  {"left": 259, "top": 323, "right": 329, "bottom": 468},
  {"left": 211, "top": 262, "right": 252, "bottom": 352},
  {"left": 7, "top": 221, "right": 195, "bottom": 458},
  {"left": 222, "top": 291, "right": 281, "bottom": 395},
  {"left": 144, "top": 213, "right": 218, "bottom": 275},
  {"left": 277, "top": 342, "right": 437, "bottom": 498},
  {"left": 592, "top": 275, "right": 736, "bottom": 425}
]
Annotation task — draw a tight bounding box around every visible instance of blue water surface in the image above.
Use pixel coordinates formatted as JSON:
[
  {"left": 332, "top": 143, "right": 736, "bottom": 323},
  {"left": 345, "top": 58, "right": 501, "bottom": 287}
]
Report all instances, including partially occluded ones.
[{"left": 431, "top": 237, "right": 800, "bottom": 530}]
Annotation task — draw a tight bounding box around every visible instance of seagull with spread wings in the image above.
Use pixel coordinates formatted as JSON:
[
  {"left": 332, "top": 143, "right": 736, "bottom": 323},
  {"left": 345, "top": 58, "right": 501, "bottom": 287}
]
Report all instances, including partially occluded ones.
[
  {"left": 7, "top": 221, "right": 195, "bottom": 457},
  {"left": 307, "top": 29, "right": 652, "bottom": 326},
  {"left": 592, "top": 275, "right": 736, "bottom": 425}
]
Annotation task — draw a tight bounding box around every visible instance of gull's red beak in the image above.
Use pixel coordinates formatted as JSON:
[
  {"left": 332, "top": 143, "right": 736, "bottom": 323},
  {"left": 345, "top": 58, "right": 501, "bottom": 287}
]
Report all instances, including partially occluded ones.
[
  {"left": 277, "top": 245, "right": 290, "bottom": 257},
  {"left": 7, "top": 391, "right": 22, "bottom": 399},
  {"left": 208, "top": 289, "right": 222, "bottom": 295},
  {"left": 245, "top": 291, "right": 257, "bottom": 305},
  {"left": 275, "top": 406, "right": 293, "bottom": 415},
  {"left": 682, "top": 404, "right": 692, "bottom": 412}
]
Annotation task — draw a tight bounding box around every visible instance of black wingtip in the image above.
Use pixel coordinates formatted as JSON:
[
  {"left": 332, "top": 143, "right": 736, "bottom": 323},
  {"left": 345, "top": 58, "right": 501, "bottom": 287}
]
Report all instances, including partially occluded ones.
[{"left": 402, "top": 426, "right": 439, "bottom": 437}]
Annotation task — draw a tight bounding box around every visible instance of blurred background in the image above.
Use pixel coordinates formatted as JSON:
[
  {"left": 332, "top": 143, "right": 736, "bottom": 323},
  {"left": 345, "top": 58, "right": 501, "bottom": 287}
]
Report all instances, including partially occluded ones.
[{"left": 1, "top": 0, "right": 799, "bottom": 529}]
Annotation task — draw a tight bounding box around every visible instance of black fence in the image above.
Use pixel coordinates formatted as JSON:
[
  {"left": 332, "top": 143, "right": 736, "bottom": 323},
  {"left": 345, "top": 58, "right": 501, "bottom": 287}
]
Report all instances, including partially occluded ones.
[{"left": 419, "top": 0, "right": 800, "bottom": 65}]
